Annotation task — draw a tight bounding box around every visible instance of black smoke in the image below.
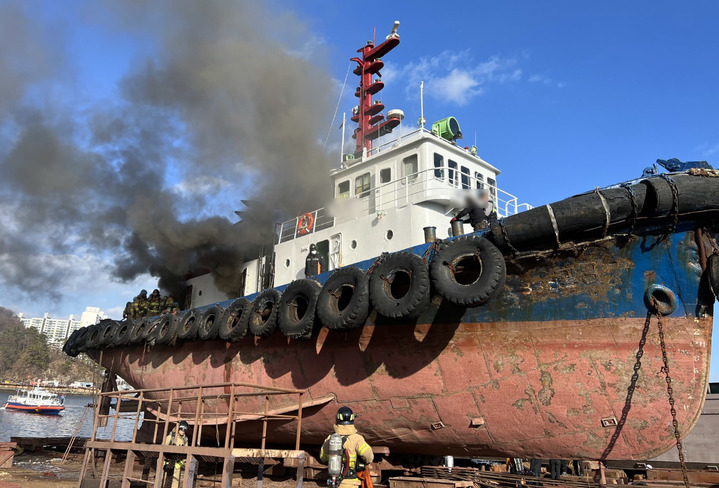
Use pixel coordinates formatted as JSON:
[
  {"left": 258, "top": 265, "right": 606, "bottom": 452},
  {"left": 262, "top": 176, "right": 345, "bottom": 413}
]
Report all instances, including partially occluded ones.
[{"left": 0, "top": 1, "right": 334, "bottom": 305}]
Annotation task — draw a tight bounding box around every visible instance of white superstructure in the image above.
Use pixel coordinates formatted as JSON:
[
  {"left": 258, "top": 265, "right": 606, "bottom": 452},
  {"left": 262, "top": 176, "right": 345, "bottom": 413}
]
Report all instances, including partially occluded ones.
[{"left": 186, "top": 126, "right": 529, "bottom": 308}]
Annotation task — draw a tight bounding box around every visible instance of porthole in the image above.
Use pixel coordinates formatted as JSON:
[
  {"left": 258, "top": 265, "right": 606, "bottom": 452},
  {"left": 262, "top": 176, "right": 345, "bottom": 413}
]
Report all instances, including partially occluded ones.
[
  {"left": 351, "top": 240, "right": 358, "bottom": 249},
  {"left": 386, "top": 230, "right": 394, "bottom": 240},
  {"left": 285, "top": 258, "right": 291, "bottom": 268}
]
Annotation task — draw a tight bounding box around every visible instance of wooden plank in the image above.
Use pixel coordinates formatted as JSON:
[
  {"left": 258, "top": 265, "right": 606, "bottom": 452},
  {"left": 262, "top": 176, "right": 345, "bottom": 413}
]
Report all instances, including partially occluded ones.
[{"left": 389, "top": 477, "right": 474, "bottom": 488}]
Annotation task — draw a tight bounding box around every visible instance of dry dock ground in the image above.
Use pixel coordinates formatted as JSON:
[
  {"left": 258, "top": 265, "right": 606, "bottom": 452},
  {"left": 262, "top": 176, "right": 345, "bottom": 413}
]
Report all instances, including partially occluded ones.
[{"left": 0, "top": 452, "right": 323, "bottom": 488}]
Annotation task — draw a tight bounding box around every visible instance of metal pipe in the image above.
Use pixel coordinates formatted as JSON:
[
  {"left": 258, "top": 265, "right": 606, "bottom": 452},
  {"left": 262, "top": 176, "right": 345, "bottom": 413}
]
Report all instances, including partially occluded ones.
[
  {"left": 451, "top": 220, "right": 464, "bottom": 237},
  {"left": 423, "top": 226, "right": 436, "bottom": 243}
]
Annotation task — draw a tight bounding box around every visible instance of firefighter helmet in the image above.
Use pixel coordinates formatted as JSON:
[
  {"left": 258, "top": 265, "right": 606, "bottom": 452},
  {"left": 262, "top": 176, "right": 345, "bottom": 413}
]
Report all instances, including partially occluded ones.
[{"left": 336, "top": 406, "right": 355, "bottom": 425}]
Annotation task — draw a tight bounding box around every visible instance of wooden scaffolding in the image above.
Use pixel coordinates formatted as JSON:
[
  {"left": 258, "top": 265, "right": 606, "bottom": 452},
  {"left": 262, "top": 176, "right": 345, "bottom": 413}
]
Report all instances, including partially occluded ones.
[{"left": 78, "top": 381, "right": 308, "bottom": 488}]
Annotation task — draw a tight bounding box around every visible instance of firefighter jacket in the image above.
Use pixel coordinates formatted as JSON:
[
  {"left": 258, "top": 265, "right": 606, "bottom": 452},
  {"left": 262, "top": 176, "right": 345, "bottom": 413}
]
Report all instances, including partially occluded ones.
[{"left": 319, "top": 424, "right": 373, "bottom": 473}]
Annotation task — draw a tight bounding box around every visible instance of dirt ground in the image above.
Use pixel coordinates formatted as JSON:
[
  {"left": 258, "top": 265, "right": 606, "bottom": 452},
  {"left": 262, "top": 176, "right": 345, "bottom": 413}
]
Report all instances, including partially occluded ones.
[{"left": 0, "top": 451, "right": 323, "bottom": 488}]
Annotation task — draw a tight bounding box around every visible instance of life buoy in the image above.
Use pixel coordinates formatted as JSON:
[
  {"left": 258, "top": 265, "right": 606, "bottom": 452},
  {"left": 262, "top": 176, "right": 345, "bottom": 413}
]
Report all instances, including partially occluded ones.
[{"left": 297, "top": 213, "right": 314, "bottom": 235}]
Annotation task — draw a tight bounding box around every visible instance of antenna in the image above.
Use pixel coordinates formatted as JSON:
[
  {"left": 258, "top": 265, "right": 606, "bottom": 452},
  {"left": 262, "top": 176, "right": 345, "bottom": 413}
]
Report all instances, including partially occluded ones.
[
  {"left": 340, "top": 112, "right": 346, "bottom": 165},
  {"left": 419, "top": 81, "right": 426, "bottom": 129}
]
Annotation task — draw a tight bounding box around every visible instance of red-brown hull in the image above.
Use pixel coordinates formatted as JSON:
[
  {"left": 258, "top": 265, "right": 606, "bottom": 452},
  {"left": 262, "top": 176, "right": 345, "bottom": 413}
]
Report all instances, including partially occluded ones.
[{"left": 98, "top": 313, "right": 710, "bottom": 460}]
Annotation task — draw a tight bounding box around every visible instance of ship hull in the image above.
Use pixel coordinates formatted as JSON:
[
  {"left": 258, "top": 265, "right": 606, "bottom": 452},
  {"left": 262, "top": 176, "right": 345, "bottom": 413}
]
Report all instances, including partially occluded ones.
[{"left": 95, "top": 228, "right": 714, "bottom": 460}]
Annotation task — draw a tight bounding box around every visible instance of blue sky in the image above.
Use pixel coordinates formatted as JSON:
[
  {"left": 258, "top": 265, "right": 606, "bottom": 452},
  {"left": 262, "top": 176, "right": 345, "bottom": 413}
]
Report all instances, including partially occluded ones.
[{"left": 6, "top": 0, "right": 719, "bottom": 380}]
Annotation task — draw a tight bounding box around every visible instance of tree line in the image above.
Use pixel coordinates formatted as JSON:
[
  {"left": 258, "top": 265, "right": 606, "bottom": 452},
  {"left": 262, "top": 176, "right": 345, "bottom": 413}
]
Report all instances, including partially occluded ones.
[{"left": 0, "top": 306, "right": 96, "bottom": 383}]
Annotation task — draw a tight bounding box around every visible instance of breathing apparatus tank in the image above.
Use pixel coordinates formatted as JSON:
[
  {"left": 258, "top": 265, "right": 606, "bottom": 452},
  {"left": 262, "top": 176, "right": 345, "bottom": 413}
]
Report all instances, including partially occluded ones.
[{"left": 327, "top": 433, "right": 344, "bottom": 487}]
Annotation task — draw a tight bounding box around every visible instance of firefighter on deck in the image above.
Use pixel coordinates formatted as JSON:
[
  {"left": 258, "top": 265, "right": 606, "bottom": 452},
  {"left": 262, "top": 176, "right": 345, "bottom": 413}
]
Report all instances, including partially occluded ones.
[
  {"left": 305, "top": 243, "right": 327, "bottom": 277},
  {"left": 320, "top": 407, "right": 374, "bottom": 488}
]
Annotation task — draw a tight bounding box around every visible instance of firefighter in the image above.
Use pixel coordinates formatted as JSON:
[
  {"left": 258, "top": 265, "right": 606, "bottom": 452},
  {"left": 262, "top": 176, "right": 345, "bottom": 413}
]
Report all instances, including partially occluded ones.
[
  {"left": 131, "top": 290, "right": 149, "bottom": 318},
  {"left": 320, "top": 406, "right": 373, "bottom": 488},
  {"left": 163, "top": 420, "right": 189, "bottom": 488},
  {"left": 162, "top": 296, "right": 180, "bottom": 314},
  {"left": 304, "top": 243, "right": 327, "bottom": 277},
  {"left": 122, "top": 301, "right": 132, "bottom": 320},
  {"left": 451, "top": 188, "right": 497, "bottom": 231},
  {"left": 147, "top": 289, "right": 162, "bottom": 316}
]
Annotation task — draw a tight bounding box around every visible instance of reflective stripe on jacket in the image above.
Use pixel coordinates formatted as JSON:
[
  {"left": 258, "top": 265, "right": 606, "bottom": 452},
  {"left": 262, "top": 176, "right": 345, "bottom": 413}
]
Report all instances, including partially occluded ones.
[{"left": 319, "top": 424, "right": 373, "bottom": 470}]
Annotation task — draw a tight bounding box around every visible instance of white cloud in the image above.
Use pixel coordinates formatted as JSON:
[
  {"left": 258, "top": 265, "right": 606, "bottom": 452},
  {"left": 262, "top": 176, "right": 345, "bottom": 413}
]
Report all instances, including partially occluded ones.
[
  {"left": 528, "top": 73, "right": 566, "bottom": 89},
  {"left": 384, "top": 50, "right": 522, "bottom": 106},
  {"left": 695, "top": 140, "right": 719, "bottom": 157}
]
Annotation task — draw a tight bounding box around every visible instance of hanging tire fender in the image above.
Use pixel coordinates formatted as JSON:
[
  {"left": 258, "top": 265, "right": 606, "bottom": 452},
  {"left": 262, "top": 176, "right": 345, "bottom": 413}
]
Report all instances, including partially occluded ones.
[
  {"left": 218, "top": 298, "right": 251, "bottom": 342},
  {"left": 176, "top": 309, "right": 202, "bottom": 341},
  {"left": 430, "top": 236, "right": 506, "bottom": 307},
  {"left": 316, "top": 267, "right": 370, "bottom": 330},
  {"left": 249, "top": 289, "right": 281, "bottom": 337},
  {"left": 155, "top": 313, "right": 182, "bottom": 345},
  {"left": 97, "top": 320, "right": 119, "bottom": 348},
  {"left": 111, "top": 320, "right": 133, "bottom": 347},
  {"left": 128, "top": 318, "right": 148, "bottom": 345},
  {"left": 278, "top": 280, "right": 322, "bottom": 340},
  {"left": 198, "top": 305, "right": 224, "bottom": 341},
  {"left": 369, "top": 252, "right": 431, "bottom": 319},
  {"left": 85, "top": 324, "right": 103, "bottom": 350}
]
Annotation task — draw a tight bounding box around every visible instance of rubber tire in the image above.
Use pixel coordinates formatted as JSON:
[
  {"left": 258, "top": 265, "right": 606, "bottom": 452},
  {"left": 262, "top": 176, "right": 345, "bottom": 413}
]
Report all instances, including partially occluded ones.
[
  {"left": 73, "top": 326, "right": 92, "bottom": 353},
  {"left": 97, "top": 320, "right": 119, "bottom": 348},
  {"left": 248, "top": 289, "right": 281, "bottom": 337},
  {"left": 85, "top": 324, "right": 103, "bottom": 350},
  {"left": 369, "top": 252, "right": 431, "bottom": 319},
  {"left": 278, "top": 280, "right": 322, "bottom": 340},
  {"left": 112, "top": 320, "right": 133, "bottom": 347},
  {"left": 154, "top": 314, "right": 180, "bottom": 345},
  {"left": 176, "top": 309, "right": 201, "bottom": 341},
  {"left": 316, "top": 267, "right": 370, "bottom": 330},
  {"left": 64, "top": 329, "right": 81, "bottom": 356},
  {"left": 430, "top": 235, "right": 506, "bottom": 307},
  {"left": 218, "top": 298, "right": 251, "bottom": 342},
  {"left": 141, "top": 317, "right": 162, "bottom": 341},
  {"left": 128, "top": 319, "right": 147, "bottom": 345},
  {"left": 198, "top": 305, "right": 223, "bottom": 340}
]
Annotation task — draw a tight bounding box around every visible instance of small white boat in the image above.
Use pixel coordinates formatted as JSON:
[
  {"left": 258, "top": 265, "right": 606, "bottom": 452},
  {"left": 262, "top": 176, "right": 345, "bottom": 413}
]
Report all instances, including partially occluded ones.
[{"left": 3, "top": 387, "right": 65, "bottom": 415}]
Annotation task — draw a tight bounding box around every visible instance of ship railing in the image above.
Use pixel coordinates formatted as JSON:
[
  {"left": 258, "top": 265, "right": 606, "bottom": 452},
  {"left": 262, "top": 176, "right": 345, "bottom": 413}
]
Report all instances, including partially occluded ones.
[
  {"left": 80, "top": 381, "right": 308, "bottom": 488},
  {"left": 276, "top": 168, "right": 531, "bottom": 243}
]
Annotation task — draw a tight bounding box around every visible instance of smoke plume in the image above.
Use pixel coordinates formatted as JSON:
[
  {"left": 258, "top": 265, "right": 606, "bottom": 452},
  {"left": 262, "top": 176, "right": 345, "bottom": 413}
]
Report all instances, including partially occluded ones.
[{"left": 0, "top": 1, "right": 334, "bottom": 305}]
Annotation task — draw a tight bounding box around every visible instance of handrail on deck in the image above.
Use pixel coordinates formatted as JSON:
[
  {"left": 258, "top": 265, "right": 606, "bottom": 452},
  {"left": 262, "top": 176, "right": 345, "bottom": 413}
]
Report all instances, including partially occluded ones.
[{"left": 276, "top": 166, "right": 532, "bottom": 243}]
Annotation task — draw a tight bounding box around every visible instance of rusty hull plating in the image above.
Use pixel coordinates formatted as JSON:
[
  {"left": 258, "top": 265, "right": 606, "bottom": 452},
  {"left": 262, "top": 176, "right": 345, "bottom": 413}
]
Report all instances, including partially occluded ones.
[{"left": 96, "top": 227, "right": 713, "bottom": 460}]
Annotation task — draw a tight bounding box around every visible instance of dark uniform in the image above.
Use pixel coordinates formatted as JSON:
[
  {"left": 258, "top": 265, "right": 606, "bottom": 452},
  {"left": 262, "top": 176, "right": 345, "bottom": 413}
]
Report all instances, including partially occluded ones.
[
  {"left": 123, "top": 302, "right": 132, "bottom": 320},
  {"left": 305, "top": 244, "right": 327, "bottom": 277}
]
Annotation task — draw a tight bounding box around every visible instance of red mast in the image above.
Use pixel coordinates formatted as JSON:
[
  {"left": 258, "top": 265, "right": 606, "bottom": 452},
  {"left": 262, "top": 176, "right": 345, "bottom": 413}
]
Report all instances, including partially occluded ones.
[{"left": 350, "top": 22, "right": 402, "bottom": 157}]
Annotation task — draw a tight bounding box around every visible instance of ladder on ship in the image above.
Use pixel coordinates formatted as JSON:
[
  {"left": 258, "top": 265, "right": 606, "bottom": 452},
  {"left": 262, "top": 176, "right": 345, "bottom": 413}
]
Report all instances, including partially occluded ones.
[{"left": 77, "top": 381, "right": 308, "bottom": 488}]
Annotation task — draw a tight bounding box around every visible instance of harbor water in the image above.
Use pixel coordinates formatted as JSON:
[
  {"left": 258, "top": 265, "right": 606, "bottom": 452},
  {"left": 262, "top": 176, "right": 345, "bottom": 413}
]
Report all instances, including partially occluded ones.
[{"left": 0, "top": 391, "right": 138, "bottom": 442}]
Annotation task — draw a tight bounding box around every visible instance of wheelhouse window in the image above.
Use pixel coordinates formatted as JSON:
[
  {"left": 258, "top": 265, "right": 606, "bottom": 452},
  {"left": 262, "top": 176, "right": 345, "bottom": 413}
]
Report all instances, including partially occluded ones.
[
  {"left": 448, "top": 160, "right": 458, "bottom": 187},
  {"left": 475, "top": 172, "right": 484, "bottom": 189},
  {"left": 433, "top": 153, "right": 444, "bottom": 179},
  {"left": 402, "top": 154, "right": 419, "bottom": 182},
  {"left": 337, "top": 180, "right": 350, "bottom": 198},
  {"left": 355, "top": 173, "right": 371, "bottom": 198},
  {"left": 461, "top": 166, "right": 470, "bottom": 189},
  {"left": 380, "top": 168, "right": 392, "bottom": 184},
  {"left": 487, "top": 177, "right": 497, "bottom": 199}
]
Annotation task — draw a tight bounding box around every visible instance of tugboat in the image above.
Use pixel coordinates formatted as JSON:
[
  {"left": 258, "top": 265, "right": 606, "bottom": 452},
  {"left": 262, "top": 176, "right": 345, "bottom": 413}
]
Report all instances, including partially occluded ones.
[
  {"left": 3, "top": 387, "right": 65, "bottom": 415},
  {"left": 64, "top": 22, "right": 719, "bottom": 462}
]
